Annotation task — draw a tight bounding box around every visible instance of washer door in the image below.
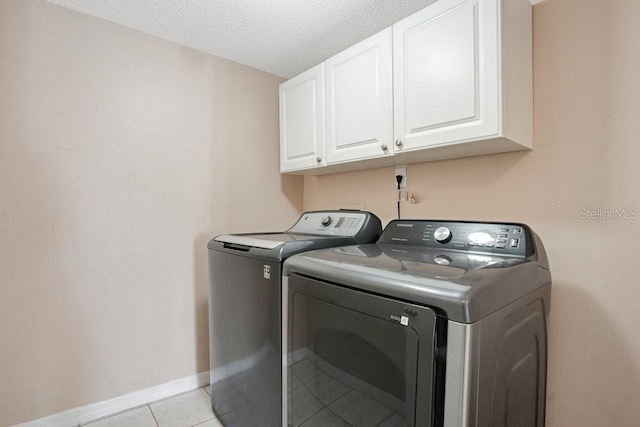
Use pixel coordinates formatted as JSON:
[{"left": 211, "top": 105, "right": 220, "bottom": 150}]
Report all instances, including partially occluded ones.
[{"left": 285, "top": 273, "right": 440, "bottom": 427}]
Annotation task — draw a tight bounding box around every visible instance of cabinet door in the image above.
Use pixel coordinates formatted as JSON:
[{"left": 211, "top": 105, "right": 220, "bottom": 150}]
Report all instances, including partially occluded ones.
[
  {"left": 325, "top": 28, "right": 393, "bottom": 164},
  {"left": 279, "top": 64, "right": 325, "bottom": 172},
  {"left": 393, "top": 0, "right": 499, "bottom": 152}
]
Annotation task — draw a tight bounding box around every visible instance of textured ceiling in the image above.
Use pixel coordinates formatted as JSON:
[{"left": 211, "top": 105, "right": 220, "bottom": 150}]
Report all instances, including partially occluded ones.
[
  {"left": 47, "top": 0, "right": 544, "bottom": 78},
  {"left": 47, "top": 0, "right": 439, "bottom": 78}
]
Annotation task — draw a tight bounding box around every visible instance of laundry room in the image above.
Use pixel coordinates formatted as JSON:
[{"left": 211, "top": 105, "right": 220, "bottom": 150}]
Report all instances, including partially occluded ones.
[{"left": 1, "top": 0, "right": 639, "bottom": 426}]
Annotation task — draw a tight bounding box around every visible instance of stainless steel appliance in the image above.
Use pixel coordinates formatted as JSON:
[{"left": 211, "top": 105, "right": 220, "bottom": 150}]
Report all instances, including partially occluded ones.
[
  {"left": 283, "top": 219, "right": 551, "bottom": 426},
  {"left": 207, "top": 210, "right": 382, "bottom": 426}
]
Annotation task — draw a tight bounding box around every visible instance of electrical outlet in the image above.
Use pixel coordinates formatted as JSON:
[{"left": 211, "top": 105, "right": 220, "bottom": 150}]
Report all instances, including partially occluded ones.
[{"left": 395, "top": 166, "right": 407, "bottom": 188}]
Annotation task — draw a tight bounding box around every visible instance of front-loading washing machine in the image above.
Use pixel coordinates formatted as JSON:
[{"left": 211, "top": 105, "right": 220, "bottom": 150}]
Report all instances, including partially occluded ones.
[
  {"left": 208, "top": 210, "right": 382, "bottom": 426},
  {"left": 282, "top": 219, "right": 551, "bottom": 427}
]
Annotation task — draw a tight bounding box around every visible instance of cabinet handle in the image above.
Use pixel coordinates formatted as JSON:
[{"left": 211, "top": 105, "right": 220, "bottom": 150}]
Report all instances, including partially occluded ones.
[
  {"left": 316, "top": 157, "right": 322, "bottom": 163},
  {"left": 381, "top": 144, "right": 388, "bottom": 151},
  {"left": 395, "top": 139, "right": 403, "bottom": 148}
]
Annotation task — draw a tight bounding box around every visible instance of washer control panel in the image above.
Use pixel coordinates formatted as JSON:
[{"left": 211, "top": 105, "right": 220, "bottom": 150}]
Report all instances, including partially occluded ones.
[
  {"left": 288, "top": 211, "right": 377, "bottom": 237},
  {"left": 379, "top": 220, "right": 532, "bottom": 257}
]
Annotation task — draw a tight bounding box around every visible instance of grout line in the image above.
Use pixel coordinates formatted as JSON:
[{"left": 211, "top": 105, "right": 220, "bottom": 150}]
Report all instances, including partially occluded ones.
[
  {"left": 148, "top": 404, "right": 160, "bottom": 427},
  {"left": 203, "top": 385, "right": 212, "bottom": 397}
]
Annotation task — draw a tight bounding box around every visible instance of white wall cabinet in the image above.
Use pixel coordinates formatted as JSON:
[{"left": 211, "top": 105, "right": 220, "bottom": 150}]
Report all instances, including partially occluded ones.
[
  {"left": 280, "top": 0, "right": 532, "bottom": 174},
  {"left": 279, "top": 64, "right": 325, "bottom": 172},
  {"left": 325, "top": 28, "right": 393, "bottom": 165},
  {"left": 392, "top": 0, "right": 532, "bottom": 160}
]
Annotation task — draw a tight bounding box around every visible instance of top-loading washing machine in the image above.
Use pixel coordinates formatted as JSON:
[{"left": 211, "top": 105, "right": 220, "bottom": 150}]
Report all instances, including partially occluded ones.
[
  {"left": 207, "top": 210, "right": 382, "bottom": 426},
  {"left": 282, "top": 219, "right": 551, "bottom": 427}
]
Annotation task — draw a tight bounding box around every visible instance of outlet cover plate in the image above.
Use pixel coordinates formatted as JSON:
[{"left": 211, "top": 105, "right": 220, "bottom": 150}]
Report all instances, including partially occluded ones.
[{"left": 395, "top": 166, "right": 407, "bottom": 188}]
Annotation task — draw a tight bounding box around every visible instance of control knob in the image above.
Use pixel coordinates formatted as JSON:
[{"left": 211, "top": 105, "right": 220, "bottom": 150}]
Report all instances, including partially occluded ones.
[
  {"left": 320, "top": 216, "right": 332, "bottom": 227},
  {"left": 434, "top": 226, "right": 452, "bottom": 243}
]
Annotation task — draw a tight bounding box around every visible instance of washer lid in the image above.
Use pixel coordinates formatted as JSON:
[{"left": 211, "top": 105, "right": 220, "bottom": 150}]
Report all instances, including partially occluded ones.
[
  {"left": 214, "top": 232, "right": 355, "bottom": 250},
  {"left": 215, "top": 234, "right": 289, "bottom": 249}
]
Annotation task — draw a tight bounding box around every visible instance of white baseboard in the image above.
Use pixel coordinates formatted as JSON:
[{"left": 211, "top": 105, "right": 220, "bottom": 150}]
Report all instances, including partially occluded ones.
[{"left": 13, "top": 371, "right": 210, "bottom": 427}]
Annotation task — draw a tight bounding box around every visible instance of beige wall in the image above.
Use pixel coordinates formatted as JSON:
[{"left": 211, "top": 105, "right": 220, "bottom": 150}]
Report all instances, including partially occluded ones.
[
  {"left": 3, "top": 0, "right": 640, "bottom": 425},
  {"left": 304, "top": 0, "right": 640, "bottom": 425},
  {"left": 0, "top": 0, "right": 302, "bottom": 425}
]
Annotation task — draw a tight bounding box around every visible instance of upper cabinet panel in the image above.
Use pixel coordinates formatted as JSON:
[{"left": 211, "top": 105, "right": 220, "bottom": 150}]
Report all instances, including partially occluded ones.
[
  {"left": 325, "top": 28, "right": 393, "bottom": 164},
  {"left": 279, "top": 64, "right": 325, "bottom": 172},
  {"left": 393, "top": 0, "right": 499, "bottom": 152},
  {"left": 402, "top": 4, "right": 479, "bottom": 132}
]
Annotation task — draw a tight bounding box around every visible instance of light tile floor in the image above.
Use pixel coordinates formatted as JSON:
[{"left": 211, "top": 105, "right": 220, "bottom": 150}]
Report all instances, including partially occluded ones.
[
  {"left": 80, "top": 387, "right": 223, "bottom": 427},
  {"left": 80, "top": 354, "right": 403, "bottom": 427}
]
